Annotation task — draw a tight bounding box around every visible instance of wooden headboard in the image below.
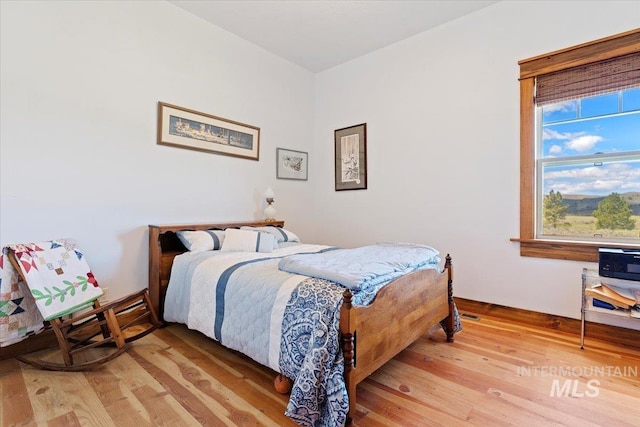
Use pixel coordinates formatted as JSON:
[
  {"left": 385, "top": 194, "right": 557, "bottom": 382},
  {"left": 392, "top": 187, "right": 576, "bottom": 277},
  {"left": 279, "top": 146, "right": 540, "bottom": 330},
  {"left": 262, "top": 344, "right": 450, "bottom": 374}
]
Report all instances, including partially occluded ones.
[{"left": 148, "top": 220, "right": 285, "bottom": 322}]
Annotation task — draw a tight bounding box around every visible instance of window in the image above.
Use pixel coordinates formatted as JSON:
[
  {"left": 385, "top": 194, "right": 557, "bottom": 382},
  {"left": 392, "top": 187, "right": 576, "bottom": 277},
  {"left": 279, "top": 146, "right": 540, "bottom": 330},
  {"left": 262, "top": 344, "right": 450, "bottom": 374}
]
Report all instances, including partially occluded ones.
[
  {"left": 538, "top": 90, "right": 640, "bottom": 242},
  {"left": 515, "top": 29, "right": 640, "bottom": 262}
]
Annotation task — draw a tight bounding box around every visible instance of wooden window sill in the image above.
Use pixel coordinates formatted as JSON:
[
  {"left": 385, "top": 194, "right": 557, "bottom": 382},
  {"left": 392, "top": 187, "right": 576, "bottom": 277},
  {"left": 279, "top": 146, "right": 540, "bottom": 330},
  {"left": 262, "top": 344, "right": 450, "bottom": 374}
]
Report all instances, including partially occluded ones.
[{"left": 510, "top": 238, "right": 638, "bottom": 262}]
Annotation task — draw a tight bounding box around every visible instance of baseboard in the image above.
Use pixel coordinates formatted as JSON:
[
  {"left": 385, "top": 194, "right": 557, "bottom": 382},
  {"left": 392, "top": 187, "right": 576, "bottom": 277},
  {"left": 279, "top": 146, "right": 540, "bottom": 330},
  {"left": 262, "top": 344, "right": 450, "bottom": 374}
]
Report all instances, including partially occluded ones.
[
  {"left": 0, "top": 329, "right": 57, "bottom": 360},
  {"left": 455, "top": 297, "right": 639, "bottom": 349}
]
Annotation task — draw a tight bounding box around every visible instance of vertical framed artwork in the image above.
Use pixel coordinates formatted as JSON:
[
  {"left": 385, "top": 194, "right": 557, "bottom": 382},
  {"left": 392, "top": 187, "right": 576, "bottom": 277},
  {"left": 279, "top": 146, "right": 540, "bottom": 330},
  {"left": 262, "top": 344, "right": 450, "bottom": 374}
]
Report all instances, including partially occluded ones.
[
  {"left": 157, "top": 102, "right": 260, "bottom": 160},
  {"left": 276, "top": 148, "right": 308, "bottom": 180},
  {"left": 334, "top": 123, "right": 367, "bottom": 191}
]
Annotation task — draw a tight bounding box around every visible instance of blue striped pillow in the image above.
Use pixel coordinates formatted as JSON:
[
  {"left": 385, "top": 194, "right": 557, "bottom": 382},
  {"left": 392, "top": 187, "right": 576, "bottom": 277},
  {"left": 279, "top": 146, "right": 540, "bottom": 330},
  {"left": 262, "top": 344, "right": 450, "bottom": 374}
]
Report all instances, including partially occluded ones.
[
  {"left": 177, "top": 230, "right": 225, "bottom": 252},
  {"left": 241, "top": 226, "right": 300, "bottom": 243}
]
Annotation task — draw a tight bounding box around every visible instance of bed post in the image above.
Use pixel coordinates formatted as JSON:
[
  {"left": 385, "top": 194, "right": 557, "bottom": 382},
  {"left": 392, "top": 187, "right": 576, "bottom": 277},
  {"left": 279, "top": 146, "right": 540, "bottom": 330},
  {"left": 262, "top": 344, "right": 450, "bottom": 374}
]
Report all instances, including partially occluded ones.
[
  {"left": 148, "top": 225, "right": 162, "bottom": 321},
  {"left": 340, "top": 289, "right": 356, "bottom": 425},
  {"left": 445, "top": 254, "right": 455, "bottom": 343}
]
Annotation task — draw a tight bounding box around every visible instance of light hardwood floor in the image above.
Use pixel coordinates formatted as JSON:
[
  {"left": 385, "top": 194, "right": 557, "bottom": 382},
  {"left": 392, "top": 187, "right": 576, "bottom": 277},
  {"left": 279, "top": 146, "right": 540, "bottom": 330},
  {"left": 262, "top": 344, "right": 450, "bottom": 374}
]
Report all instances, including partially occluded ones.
[{"left": 1, "top": 311, "right": 639, "bottom": 426}]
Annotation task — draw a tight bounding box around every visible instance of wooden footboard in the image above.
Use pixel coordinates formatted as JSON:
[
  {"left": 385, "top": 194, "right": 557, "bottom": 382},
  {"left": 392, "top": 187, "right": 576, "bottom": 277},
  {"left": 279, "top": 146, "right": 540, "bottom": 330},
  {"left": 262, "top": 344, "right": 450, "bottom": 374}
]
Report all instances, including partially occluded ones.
[
  {"left": 340, "top": 255, "right": 453, "bottom": 424},
  {"left": 149, "top": 222, "right": 454, "bottom": 425}
]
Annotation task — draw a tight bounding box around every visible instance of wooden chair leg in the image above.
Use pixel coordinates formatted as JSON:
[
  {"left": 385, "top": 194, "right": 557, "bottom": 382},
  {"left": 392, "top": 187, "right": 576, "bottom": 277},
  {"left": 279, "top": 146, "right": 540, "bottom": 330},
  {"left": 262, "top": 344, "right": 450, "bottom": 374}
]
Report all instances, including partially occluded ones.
[
  {"left": 143, "top": 291, "right": 161, "bottom": 327},
  {"left": 104, "top": 308, "right": 126, "bottom": 349},
  {"left": 93, "top": 300, "right": 111, "bottom": 340},
  {"left": 50, "top": 318, "right": 73, "bottom": 367}
]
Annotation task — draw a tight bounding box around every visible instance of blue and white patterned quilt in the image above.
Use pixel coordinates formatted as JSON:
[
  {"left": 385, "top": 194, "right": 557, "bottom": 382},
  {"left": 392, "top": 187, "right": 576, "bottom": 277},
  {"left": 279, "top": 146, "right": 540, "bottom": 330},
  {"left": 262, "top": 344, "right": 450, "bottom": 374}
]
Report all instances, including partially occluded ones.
[{"left": 164, "top": 243, "right": 447, "bottom": 426}]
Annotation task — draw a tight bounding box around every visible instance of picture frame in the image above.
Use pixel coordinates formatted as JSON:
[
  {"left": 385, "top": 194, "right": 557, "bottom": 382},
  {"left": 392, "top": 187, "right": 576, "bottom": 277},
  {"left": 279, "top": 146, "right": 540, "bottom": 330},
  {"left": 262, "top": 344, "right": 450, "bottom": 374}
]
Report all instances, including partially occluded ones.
[
  {"left": 157, "top": 102, "right": 260, "bottom": 161},
  {"left": 276, "top": 148, "right": 308, "bottom": 181},
  {"left": 334, "top": 123, "right": 367, "bottom": 191}
]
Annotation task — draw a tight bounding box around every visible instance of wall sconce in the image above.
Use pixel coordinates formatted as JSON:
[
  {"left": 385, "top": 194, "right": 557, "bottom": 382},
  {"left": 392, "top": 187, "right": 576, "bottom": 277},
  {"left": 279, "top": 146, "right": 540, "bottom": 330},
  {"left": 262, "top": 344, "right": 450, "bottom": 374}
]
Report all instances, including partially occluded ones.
[{"left": 264, "top": 186, "right": 276, "bottom": 222}]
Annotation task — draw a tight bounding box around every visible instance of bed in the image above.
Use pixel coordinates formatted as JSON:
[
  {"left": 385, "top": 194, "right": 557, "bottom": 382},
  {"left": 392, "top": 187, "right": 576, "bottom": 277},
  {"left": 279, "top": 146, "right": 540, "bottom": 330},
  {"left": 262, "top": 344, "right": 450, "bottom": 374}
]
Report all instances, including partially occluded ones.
[{"left": 148, "top": 220, "right": 458, "bottom": 426}]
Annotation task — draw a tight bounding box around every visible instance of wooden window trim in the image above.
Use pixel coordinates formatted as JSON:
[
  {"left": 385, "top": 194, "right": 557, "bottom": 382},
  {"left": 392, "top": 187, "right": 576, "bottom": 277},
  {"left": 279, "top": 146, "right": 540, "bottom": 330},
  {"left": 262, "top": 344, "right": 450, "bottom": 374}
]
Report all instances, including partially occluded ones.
[{"left": 513, "top": 29, "right": 640, "bottom": 262}]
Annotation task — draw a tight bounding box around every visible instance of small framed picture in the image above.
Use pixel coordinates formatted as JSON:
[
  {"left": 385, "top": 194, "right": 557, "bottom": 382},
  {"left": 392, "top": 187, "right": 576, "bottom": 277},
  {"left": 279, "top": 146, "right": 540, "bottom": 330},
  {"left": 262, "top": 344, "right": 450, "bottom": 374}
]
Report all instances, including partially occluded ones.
[
  {"left": 334, "top": 123, "right": 367, "bottom": 191},
  {"left": 276, "top": 148, "right": 308, "bottom": 181}
]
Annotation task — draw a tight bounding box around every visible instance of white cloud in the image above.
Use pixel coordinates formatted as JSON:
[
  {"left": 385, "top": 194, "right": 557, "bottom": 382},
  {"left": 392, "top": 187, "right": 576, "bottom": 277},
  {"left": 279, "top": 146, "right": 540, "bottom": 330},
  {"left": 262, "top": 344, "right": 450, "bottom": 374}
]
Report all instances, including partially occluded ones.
[
  {"left": 543, "top": 100, "right": 577, "bottom": 114},
  {"left": 542, "top": 129, "right": 605, "bottom": 153},
  {"left": 544, "top": 162, "right": 640, "bottom": 194},
  {"left": 542, "top": 128, "right": 584, "bottom": 141},
  {"left": 549, "top": 144, "right": 563, "bottom": 154},
  {"left": 565, "top": 135, "right": 603, "bottom": 152}
]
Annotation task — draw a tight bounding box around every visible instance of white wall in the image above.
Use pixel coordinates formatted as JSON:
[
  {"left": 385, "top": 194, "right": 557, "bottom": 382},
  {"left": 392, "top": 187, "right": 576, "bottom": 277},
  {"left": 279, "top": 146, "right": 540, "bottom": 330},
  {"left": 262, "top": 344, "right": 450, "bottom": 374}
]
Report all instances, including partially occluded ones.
[
  {"left": 0, "top": 1, "right": 316, "bottom": 299},
  {"left": 312, "top": 0, "right": 640, "bottom": 324}
]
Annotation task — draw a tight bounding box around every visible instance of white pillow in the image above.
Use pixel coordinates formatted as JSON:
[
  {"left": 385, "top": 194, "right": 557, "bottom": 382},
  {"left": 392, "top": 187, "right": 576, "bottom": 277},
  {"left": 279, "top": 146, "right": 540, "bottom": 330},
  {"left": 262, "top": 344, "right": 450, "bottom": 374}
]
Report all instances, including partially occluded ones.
[
  {"left": 177, "top": 230, "right": 225, "bottom": 252},
  {"left": 221, "top": 228, "right": 277, "bottom": 253},
  {"left": 241, "top": 226, "right": 300, "bottom": 243}
]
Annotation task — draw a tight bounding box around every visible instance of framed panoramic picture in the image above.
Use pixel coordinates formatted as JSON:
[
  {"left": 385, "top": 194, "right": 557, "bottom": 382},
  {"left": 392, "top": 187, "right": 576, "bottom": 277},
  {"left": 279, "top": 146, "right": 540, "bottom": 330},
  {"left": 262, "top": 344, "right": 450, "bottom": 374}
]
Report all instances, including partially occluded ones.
[
  {"left": 334, "top": 123, "right": 367, "bottom": 191},
  {"left": 276, "top": 148, "right": 308, "bottom": 180},
  {"left": 157, "top": 102, "right": 260, "bottom": 161}
]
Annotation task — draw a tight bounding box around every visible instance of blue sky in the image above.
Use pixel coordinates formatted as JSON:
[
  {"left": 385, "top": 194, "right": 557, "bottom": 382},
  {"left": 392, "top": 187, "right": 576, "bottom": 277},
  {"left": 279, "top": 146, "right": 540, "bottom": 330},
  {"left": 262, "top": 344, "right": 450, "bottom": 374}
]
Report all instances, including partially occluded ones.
[{"left": 541, "top": 88, "right": 640, "bottom": 196}]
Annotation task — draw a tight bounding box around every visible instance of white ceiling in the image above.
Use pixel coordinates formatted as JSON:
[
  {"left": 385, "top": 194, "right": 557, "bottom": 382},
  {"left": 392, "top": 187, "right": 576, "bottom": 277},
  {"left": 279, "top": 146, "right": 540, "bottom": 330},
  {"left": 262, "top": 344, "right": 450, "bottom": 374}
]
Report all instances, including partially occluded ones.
[{"left": 168, "top": 0, "right": 499, "bottom": 72}]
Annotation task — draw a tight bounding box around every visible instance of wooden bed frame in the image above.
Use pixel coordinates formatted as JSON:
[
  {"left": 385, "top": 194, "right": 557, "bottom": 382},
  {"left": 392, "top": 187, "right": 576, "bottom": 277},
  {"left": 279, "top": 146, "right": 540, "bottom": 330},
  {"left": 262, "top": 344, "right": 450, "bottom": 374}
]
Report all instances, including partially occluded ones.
[{"left": 148, "top": 220, "right": 455, "bottom": 424}]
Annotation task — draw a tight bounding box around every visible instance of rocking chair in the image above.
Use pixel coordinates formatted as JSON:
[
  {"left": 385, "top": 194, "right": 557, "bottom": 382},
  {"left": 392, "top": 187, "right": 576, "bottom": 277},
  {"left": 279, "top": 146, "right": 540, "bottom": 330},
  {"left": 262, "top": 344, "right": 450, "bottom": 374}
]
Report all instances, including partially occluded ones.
[{"left": 6, "top": 242, "right": 160, "bottom": 371}]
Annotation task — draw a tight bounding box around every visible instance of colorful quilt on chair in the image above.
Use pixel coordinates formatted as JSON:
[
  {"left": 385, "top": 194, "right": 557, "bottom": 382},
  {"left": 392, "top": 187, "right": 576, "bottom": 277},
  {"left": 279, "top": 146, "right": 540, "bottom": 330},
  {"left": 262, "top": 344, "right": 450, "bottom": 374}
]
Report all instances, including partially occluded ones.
[
  {"left": 0, "top": 246, "right": 44, "bottom": 347},
  {"left": 0, "top": 239, "right": 103, "bottom": 347}
]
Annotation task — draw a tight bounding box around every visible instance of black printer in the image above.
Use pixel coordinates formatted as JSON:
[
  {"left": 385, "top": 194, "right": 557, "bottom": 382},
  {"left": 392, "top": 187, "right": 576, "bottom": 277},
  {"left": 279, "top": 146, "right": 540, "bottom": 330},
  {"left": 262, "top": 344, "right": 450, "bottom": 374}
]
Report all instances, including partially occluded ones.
[{"left": 599, "top": 247, "right": 640, "bottom": 282}]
